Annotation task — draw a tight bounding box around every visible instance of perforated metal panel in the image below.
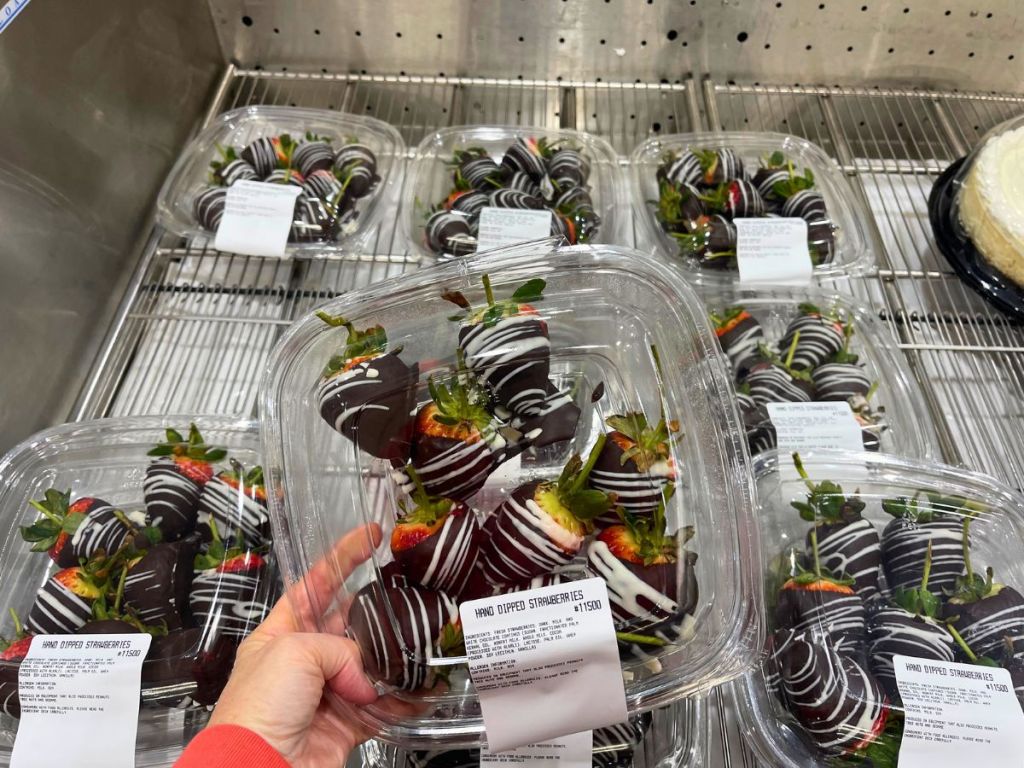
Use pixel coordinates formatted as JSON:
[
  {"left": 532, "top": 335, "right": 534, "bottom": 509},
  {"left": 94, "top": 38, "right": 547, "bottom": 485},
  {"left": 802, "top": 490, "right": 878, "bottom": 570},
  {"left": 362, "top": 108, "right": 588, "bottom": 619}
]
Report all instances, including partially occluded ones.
[{"left": 209, "top": 0, "right": 1024, "bottom": 93}]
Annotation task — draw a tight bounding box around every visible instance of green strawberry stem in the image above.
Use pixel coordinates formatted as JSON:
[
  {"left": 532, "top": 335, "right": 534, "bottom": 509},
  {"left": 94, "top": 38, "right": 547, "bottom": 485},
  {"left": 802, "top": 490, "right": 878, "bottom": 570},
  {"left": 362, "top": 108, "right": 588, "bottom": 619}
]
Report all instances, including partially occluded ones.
[
  {"left": 809, "top": 527, "right": 822, "bottom": 580},
  {"left": 865, "top": 380, "right": 879, "bottom": 402},
  {"left": 783, "top": 330, "right": 801, "bottom": 370},
  {"left": 962, "top": 517, "right": 974, "bottom": 585},
  {"left": 406, "top": 466, "right": 429, "bottom": 500},
  {"left": 481, "top": 275, "right": 495, "bottom": 307},
  {"left": 316, "top": 311, "right": 355, "bottom": 332},
  {"left": 112, "top": 560, "right": 128, "bottom": 614},
  {"left": 947, "top": 623, "right": 978, "bottom": 662},
  {"left": 570, "top": 433, "right": 607, "bottom": 496},
  {"left": 793, "top": 452, "right": 814, "bottom": 494},
  {"left": 921, "top": 540, "right": 932, "bottom": 592},
  {"left": 616, "top": 631, "right": 667, "bottom": 647},
  {"left": 9, "top": 608, "right": 23, "bottom": 639}
]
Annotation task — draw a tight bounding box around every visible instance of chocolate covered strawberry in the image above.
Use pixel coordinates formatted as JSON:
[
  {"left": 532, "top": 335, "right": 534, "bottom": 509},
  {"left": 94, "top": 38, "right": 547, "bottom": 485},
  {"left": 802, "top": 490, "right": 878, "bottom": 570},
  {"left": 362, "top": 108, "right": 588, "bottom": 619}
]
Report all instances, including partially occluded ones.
[
  {"left": 197, "top": 461, "right": 269, "bottom": 548},
  {"left": 711, "top": 306, "right": 766, "bottom": 379},
  {"left": 737, "top": 390, "right": 777, "bottom": 455},
  {"left": 671, "top": 214, "right": 737, "bottom": 268},
  {"left": 700, "top": 178, "right": 766, "bottom": 218},
  {"left": 811, "top": 322, "right": 873, "bottom": 403},
  {"left": 868, "top": 543, "right": 955, "bottom": 701},
  {"left": 347, "top": 582, "right": 460, "bottom": 691},
  {"left": 396, "top": 371, "right": 523, "bottom": 501},
  {"left": 589, "top": 412, "right": 677, "bottom": 518},
  {"left": 688, "top": 147, "right": 745, "bottom": 186},
  {"left": 190, "top": 527, "right": 274, "bottom": 640},
  {"left": 28, "top": 563, "right": 105, "bottom": 634},
  {"left": 655, "top": 179, "right": 704, "bottom": 234},
  {"left": 588, "top": 489, "right": 699, "bottom": 654},
  {"left": 315, "top": 312, "right": 419, "bottom": 462},
  {"left": 780, "top": 632, "right": 889, "bottom": 756},
  {"left": 0, "top": 610, "right": 32, "bottom": 719},
  {"left": 124, "top": 538, "right": 198, "bottom": 631},
  {"left": 778, "top": 304, "right": 846, "bottom": 371},
  {"left": 943, "top": 531, "right": 1024, "bottom": 660},
  {"left": 773, "top": 524, "right": 865, "bottom": 651},
  {"left": 390, "top": 469, "right": 482, "bottom": 599},
  {"left": 446, "top": 275, "right": 579, "bottom": 447},
  {"left": 144, "top": 425, "right": 225, "bottom": 540},
  {"left": 881, "top": 492, "right": 966, "bottom": 593},
  {"left": 592, "top": 713, "right": 653, "bottom": 768},
  {"left": 20, "top": 489, "right": 136, "bottom": 567},
  {"left": 479, "top": 435, "right": 615, "bottom": 586},
  {"left": 792, "top": 454, "right": 880, "bottom": 599}
]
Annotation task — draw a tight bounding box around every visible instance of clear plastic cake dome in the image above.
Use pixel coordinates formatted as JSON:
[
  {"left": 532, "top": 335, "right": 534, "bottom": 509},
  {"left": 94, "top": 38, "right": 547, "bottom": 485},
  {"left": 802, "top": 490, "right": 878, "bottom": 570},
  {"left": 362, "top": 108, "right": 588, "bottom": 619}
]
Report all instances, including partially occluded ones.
[
  {"left": 731, "top": 449, "right": 1024, "bottom": 768},
  {"left": 934, "top": 113, "right": 1024, "bottom": 305},
  {"left": 260, "top": 242, "right": 764, "bottom": 747},
  {"left": 0, "top": 416, "right": 279, "bottom": 767}
]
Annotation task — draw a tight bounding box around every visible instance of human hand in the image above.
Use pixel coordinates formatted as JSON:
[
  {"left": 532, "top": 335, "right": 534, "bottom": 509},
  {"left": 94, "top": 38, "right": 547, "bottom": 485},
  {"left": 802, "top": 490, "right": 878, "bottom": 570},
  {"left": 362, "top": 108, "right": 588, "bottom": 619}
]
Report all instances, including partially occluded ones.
[{"left": 209, "top": 523, "right": 382, "bottom": 767}]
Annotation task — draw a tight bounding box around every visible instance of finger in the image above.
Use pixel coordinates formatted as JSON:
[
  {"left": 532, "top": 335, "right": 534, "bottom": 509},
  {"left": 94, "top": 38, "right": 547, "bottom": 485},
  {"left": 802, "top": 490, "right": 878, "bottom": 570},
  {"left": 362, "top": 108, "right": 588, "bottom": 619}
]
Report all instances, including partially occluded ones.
[
  {"left": 305, "top": 634, "right": 379, "bottom": 706},
  {"left": 259, "top": 523, "right": 382, "bottom": 636}
]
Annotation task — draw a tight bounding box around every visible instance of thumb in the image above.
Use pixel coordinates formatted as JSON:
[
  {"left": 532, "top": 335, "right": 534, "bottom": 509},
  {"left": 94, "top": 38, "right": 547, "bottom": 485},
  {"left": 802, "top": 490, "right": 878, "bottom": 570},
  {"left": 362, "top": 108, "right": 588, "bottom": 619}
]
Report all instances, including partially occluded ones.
[{"left": 299, "top": 633, "right": 379, "bottom": 706}]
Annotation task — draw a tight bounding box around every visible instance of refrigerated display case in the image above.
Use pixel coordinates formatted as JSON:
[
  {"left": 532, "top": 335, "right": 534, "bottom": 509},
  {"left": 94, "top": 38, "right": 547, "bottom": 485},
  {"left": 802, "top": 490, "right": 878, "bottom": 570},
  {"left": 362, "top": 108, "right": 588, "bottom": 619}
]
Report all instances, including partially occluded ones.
[{"left": 4, "top": 1, "right": 1024, "bottom": 765}]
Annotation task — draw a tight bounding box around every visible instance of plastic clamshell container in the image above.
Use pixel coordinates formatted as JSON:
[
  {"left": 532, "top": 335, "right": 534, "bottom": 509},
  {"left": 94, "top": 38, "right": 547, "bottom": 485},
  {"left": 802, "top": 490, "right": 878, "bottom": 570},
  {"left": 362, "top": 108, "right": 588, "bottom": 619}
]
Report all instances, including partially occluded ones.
[
  {"left": 156, "top": 105, "right": 405, "bottom": 252},
  {"left": 703, "top": 286, "right": 939, "bottom": 460},
  {"left": 629, "top": 131, "right": 873, "bottom": 285},
  {"left": 402, "top": 125, "right": 623, "bottom": 259},
  {"left": 361, "top": 697, "right": 707, "bottom": 768},
  {"left": 261, "top": 243, "right": 763, "bottom": 746},
  {"left": 731, "top": 449, "right": 1024, "bottom": 768},
  {"left": 0, "top": 416, "right": 272, "bottom": 767}
]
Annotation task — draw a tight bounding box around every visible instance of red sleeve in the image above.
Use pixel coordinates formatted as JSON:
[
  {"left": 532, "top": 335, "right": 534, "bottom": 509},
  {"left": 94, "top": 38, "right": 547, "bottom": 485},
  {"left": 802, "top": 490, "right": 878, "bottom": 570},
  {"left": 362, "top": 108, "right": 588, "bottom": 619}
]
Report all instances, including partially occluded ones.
[{"left": 174, "top": 724, "right": 291, "bottom": 768}]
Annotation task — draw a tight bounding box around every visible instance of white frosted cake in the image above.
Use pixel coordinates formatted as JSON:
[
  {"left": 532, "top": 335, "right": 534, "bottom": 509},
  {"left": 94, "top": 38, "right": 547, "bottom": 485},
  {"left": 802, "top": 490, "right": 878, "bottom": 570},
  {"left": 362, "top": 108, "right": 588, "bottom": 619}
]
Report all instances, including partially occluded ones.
[{"left": 959, "top": 126, "right": 1024, "bottom": 287}]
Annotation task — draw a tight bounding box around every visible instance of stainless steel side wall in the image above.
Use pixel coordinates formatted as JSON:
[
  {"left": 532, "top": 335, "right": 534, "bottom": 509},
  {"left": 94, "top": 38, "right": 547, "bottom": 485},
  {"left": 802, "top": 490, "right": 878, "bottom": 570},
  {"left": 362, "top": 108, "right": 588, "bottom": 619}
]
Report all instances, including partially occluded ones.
[
  {"left": 210, "top": 0, "right": 1024, "bottom": 92},
  {"left": 0, "top": 0, "right": 223, "bottom": 450}
]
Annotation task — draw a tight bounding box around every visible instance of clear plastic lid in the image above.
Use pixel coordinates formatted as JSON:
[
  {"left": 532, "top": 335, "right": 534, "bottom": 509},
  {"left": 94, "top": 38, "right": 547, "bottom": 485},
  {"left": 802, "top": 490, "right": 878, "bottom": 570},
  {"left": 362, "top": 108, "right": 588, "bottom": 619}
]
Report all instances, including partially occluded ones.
[
  {"left": 361, "top": 698, "right": 706, "bottom": 768},
  {"left": 0, "top": 416, "right": 279, "bottom": 766},
  {"left": 629, "top": 132, "right": 873, "bottom": 285},
  {"left": 260, "top": 243, "right": 763, "bottom": 746},
  {"left": 732, "top": 449, "right": 1024, "bottom": 768},
  {"left": 703, "top": 287, "right": 938, "bottom": 460},
  {"left": 402, "top": 126, "right": 622, "bottom": 260},
  {"left": 156, "top": 105, "right": 405, "bottom": 252}
]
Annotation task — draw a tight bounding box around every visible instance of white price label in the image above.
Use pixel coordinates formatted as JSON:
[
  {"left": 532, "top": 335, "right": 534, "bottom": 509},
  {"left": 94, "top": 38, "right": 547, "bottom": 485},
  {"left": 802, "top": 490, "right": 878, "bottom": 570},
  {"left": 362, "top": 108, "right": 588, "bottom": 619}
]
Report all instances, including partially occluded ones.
[
  {"left": 480, "top": 731, "right": 592, "bottom": 768},
  {"left": 736, "top": 218, "right": 812, "bottom": 285},
  {"left": 213, "top": 179, "right": 302, "bottom": 257},
  {"left": 11, "top": 634, "right": 152, "bottom": 768},
  {"left": 766, "top": 401, "right": 863, "bottom": 453},
  {"left": 0, "top": 0, "right": 31, "bottom": 35},
  {"left": 461, "top": 577, "right": 628, "bottom": 752},
  {"left": 894, "top": 655, "right": 1024, "bottom": 768},
  {"left": 476, "top": 207, "right": 553, "bottom": 253}
]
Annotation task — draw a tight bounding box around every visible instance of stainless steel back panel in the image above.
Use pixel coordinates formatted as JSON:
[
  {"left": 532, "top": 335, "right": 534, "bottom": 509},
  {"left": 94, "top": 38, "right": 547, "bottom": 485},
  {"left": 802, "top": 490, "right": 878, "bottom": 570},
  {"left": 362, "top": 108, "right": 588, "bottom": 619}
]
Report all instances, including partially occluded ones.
[
  {"left": 0, "top": 0, "right": 223, "bottom": 451},
  {"left": 209, "top": 0, "right": 1024, "bottom": 92}
]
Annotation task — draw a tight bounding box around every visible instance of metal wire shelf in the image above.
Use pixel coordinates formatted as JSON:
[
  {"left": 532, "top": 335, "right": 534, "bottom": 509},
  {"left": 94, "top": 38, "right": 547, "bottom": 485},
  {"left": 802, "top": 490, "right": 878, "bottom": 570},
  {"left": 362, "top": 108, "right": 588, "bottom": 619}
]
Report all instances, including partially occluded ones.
[{"left": 68, "top": 67, "right": 1024, "bottom": 768}]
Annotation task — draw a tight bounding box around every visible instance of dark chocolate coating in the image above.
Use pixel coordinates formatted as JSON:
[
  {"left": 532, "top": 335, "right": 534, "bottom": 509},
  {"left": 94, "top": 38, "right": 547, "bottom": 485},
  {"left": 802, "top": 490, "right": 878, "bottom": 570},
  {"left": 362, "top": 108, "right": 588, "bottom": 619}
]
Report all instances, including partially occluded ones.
[
  {"left": 460, "top": 156, "right": 503, "bottom": 191},
  {"left": 189, "top": 564, "right": 274, "bottom": 640},
  {"left": 240, "top": 137, "right": 279, "bottom": 177},
  {"left": 780, "top": 633, "right": 888, "bottom": 756},
  {"left": 303, "top": 169, "right": 343, "bottom": 203},
  {"left": 868, "top": 605, "right": 954, "bottom": 701},
  {"left": 659, "top": 151, "right": 703, "bottom": 187},
  {"left": 778, "top": 314, "right": 845, "bottom": 371},
  {"left": 316, "top": 352, "right": 418, "bottom": 462},
  {"left": 69, "top": 502, "right": 134, "bottom": 562},
  {"left": 488, "top": 188, "right": 546, "bottom": 210},
  {"left": 216, "top": 159, "right": 258, "bottom": 187},
  {"left": 746, "top": 364, "right": 814, "bottom": 405},
  {"left": 144, "top": 457, "right": 202, "bottom": 540},
  {"left": 393, "top": 507, "right": 482, "bottom": 599},
  {"left": 426, "top": 210, "right": 475, "bottom": 255},
  {"left": 479, "top": 481, "right": 580, "bottom": 585},
  {"left": 506, "top": 170, "right": 541, "bottom": 197},
  {"left": 782, "top": 190, "right": 828, "bottom": 222},
  {"left": 589, "top": 435, "right": 672, "bottom": 516},
  {"left": 500, "top": 137, "right": 546, "bottom": 181},
  {"left": 811, "top": 363, "right": 871, "bottom": 402},
  {"left": 347, "top": 583, "right": 458, "bottom": 691},
  {"left": 724, "top": 179, "right": 766, "bottom": 218},
  {"left": 293, "top": 140, "right": 335, "bottom": 177},
  {"left": 193, "top": 187, "right": 227, "bottom": 231},
  {"left": 334, "top": 143, "right": 378, "bottom": 176},
  {"left": 752, "top": 167, "right": 789, "bottom": 202},
  {"left": 197, "top": 475, "right": 269, "bottom": 548},
  {"left": 716, "top": 312, "right": 764, "bottom": 379},
  {"left": 28, "top": 573, "right": 94, "bottom": 635},
  {"left": 124, "top": 539, "right": 198, "bottom": 631},
  {"left": 809, "top": 518, "right": 881, "bottom": 599},
  {"left": 404, "top": 419, "right": 515, "bottom": 501},
  {"left": 944, "top": 586, "right": 1024, "bottom": 660},
  {"left": 509, "top": 381, "right": 581, "bottom": 448},
  {"left": 881, "top": 515, "right": 965, "bottom": 594},
  {"left": 450, "top": 191, "right": 489, "bottom": 221},
  {"left": 773, "top": 585, "right": 866, "bottom": 651}
]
